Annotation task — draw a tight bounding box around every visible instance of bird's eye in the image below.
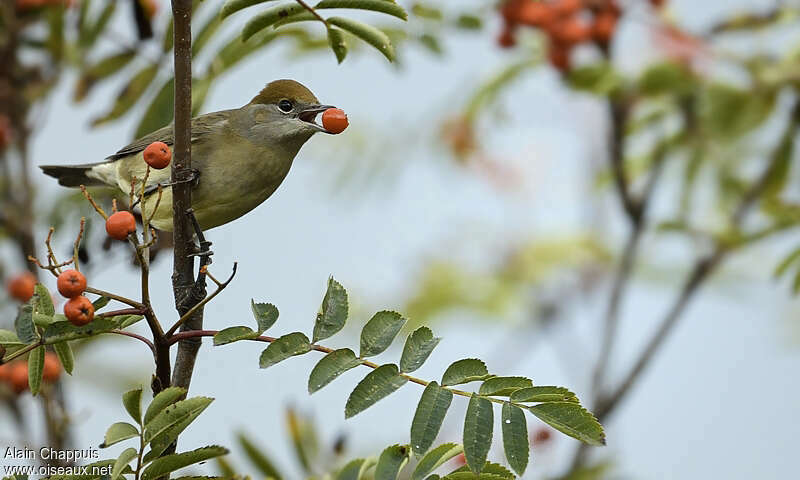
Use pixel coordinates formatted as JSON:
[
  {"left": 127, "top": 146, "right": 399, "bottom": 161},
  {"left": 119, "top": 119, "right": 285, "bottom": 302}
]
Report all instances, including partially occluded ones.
[{"left": 278, "top": 99, "right": 293, "bottom": 113}]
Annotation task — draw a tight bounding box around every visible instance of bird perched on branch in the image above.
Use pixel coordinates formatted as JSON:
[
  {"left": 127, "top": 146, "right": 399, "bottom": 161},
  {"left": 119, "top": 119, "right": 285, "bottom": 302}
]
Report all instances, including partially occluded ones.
[{"left": 41, "top": 79, "right": 340, "bottom": 232}]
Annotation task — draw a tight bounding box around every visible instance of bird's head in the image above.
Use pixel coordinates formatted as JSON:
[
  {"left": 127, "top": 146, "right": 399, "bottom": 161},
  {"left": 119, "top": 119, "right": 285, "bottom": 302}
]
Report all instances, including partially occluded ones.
[{"left": 239, "top": 79, "right": 336, "bottom": 144}]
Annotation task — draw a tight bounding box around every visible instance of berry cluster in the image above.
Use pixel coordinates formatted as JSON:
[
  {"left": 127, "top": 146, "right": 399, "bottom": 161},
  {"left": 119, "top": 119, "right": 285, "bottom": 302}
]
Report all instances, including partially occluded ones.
[
  {"left": 0, "top": 352, "right": 61, "bottom": 394},
  {"left": 498, "top": 0, "right": 667, "bottom": 72}
]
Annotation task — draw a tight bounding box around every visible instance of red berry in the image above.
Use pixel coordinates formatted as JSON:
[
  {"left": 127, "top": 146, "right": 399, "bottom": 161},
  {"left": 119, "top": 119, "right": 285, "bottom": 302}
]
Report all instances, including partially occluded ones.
[
  {"left": 552, "top": 18, "right": 592, "bottom": 46},
  {"left": 553, "top": 0, "right": 583, "bottom": 17},
  {"left": 106, "top": 211, "right": 136, "bottom": 240},
  {"left": 9, "top": 362, "right": 28, "bottom": 394},
  {"left": 7, "top": 272, "right": 35, "bottom": 302},
  {"left": 143, "top": 141, "right": 172, "bottom": 170},
  {"left": 64, "top": 296, "right": 94, "bottom": 326},
  {"left": 322, "top": 108, "right": 349, "bottom": 134},
  {"left": 517, "top": 2, "right": 554, "bottom": 27},
  {"left": 42, "top": 352, "right": 61, "bottom": 382},
  {"left": 593, "top": 12, "right": 618, "bottom": 44},
  {"left": 57, "top": 269, "right": 86, "bottom": 299}
]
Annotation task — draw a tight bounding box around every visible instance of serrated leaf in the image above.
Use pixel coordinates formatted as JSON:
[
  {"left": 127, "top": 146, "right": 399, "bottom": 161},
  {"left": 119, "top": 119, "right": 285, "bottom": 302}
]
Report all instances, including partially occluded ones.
[
  {"left": 345, "top": 364, "right": 408, "bottom": 418},
  {"left": 144, "top": 387, "right": 186, "bottom": 425},
  {"left": 259, "top": 332, "right": 311, "bottom": 368},
  {"left": 313, "top": 277, "right": 348, "bottom": 342},
  {"left": 478, "top": 377, "right": 532, "bottom": 397},
  {"left": 308, "top": 348, "right": 362, "bottom": 393},
  {"left": 360, "top": 310, "right": 405, "bottom": 357},
  {"left": 242, "top": 4, "right": 305, "bottom": 41},
  {"left": 141, "top": 446, "right": 228, "bottom": 480},
  {"left": 144, "top": 396, "right": 212, "bottom": 444},
  {"left": 144, "top": 403, "right": 208, "bottom": 461},
  {"left": 28, "top": 346, "right": 45, "bottom": 396},
  {"left": 411, "top": 443, "right": 463, "bottom": 480},
  {"left": 315, "top": 0, "right": 408, "bottom": 21},
  {"left": 237, "top": 432, "right": 283, "bottom": 480},
  {"left": 101, "top": 422, "right": 139, "bottom": 448},
  {"left": 43, "top": 318, "right": 118, "bottom": 344},
  {"left": 411, "top": 382, "right": 452, "bottom": 457},
  {"left": 528, "top": 402, "right": 605, "bottom": 446},
  {"left": 441, "top": 359, "right": 490, "bottom": 386},
  {"left": 112, "top": 448, "right": 138, "bottom": 480},
  {"left": 327, "top": 26, "right": 348, "bottom": 63},
  {"left": 122, "top": 387, "right": 143, "bottom": 424},
  {"left": 400, "top": 326, "right": 440, "bottom": 373},
  {"left": 213, "top": 326, "right": 258, "bottom": 346},
  {"left": 0, "top": 329, "right": 24, "bottom": 345},
  {"left": 34, "top": 283, "right": 55, "bottom": 316},
  {"left": 501, "top": 403, "right": 528, "bottom": 476},
  {"left": 510, "top": 386, "right": 578, "bottom": 403},
  {"left": 463, "top": 395, "right": 493, "bottom": 474},
  {"left": 15, "top": 303, "right": 37, "bottom": 344},
  {"left": 375, "top": 444, "right": 410, "bottom": 480},
  {"left": 220, "top": 0, "right": 283, "bottom": 18},
  {"left": 92, "top": 296, "right": 111, "bottom": 311},
  {"left": 33, "top": 312, "right": 54, "bottom": 327},
  {"left": 336, "top": 458, "right": 376, "bottom": 480},
  {"left": 92, "top": 64, "right": 158, "bottom": 127},
  {"left": 447, "top": 462, "right": 514, "bottom": 479},
  {"left": 53, "top": 341, "right": 74, "bottom": 375},
  {"left": 251, "top": 300, "right": 279, "bottom": 333},
  {"left": 327, "top": 17, "right": 396, "bottom": 62}
]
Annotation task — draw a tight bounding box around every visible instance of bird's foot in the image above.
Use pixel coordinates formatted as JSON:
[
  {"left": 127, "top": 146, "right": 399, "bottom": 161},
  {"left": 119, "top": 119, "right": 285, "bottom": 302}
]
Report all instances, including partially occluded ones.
[{"left": 184, "top": 208, "right": 213, "bottom": 262}]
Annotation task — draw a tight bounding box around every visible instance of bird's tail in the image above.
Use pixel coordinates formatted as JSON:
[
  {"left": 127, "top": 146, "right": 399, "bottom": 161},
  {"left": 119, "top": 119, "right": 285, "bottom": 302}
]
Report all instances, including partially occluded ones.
[{"left": 40, "top": 162, "right": 108, "bottom": 187}]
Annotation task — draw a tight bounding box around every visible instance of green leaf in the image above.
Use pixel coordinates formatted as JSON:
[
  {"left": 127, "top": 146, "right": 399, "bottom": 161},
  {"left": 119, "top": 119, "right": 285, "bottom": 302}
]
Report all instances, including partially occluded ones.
[
  {"left": 336, "top": 458, "right": 376, "bottom": 480},
  {"left": 345, "top": 364, "right": 408, "bottom": 418},
  {"left": 313, "top": 277, "right": 348, "bottom": 342},
  {"left": 115, "top": 315, "right": 144, "bottom": 329},
  {"left": 101, "top": 422, "right": 139, "bottom": 448},
  {"left": 447, "top": 462, "right": 514, "bottom": 479},
  {"left": 411, "top": 3, "right": 442, "bottom": 20},
  {"left": 220, "top": 0, "right": 283, "bottom": 18},
  {"left": 135, "top": 77, "right": 175, "bottom": 139},
  {"left": 92, "top": 64, "right": 159, "bottom": 127},
  {"left": 92, "top": 296, "right": 111, "bottom": 311},
  {"left": 237, "top": 432, "right": 283, "bottom": 480},
  {"left": 400, "top": 326, "right": 440, "bottom": 373},
  {"left": 501, "top": 403, "right": 528, "bottom": 476},
  {"left": 144, "top": 396, "right": 213, "bottom": 444},
  {"left": 528, "top": 402, "right": 605, "bottom": 446},
  {"left": 34, "top": 283, "right": 55, "bottom": 316},
  {"left": 48, "top": 459, "right": 130, "bottom": 480},
  {"left": 316, "top": 0, "right": 408, "bottom": 21},
  {"left": 308, "top": 348, "right": 362, "bottom": 393},
  {"left": 53, "top": 341, "right": 74, "bottom": 375},
  {"left": 360, "top": 310, "right": 406, "bottom": 358},
  {"left": 141, "top": 446, "right": 228, "bottom": 480},
  {"left": 75, "top": 52, "right": 136, "bottom": 100},
  {"left": 145, "top": 400, "right": 210, "bottom": 461},
  {"left": 0, "top": 329, "right": 24, "bottom": 346},
  {"left": 213, "top": 326, "right": 258, "bottom": 346},
  {"left": 251, "top": 300, "right": 279, "bottom": 333},
  {"left": 375, "top": 444, "right": 410, "bottom": 480},
  {"left": 411, "top": 443, "right": 463, "bottom": 480},
  {"left": 193, "top": 14, "right": 222, "bottom": 55},
  {"left": 28, "top": 346, "right": 45, "bottom": 396},
  {"left": 122, "top": 387, "right": 143, "bottom": 424},
  {"left": 144, "top": 387, "right": 186, "bottom": 425},
  {"left": 112, "top": 448, "right": 138, "bottom": 480},
  {"left": 327, "top": 17, "right": 396, "bottom": 62},
  {"left": 259, "top": 332, "right": 312, "bottom": 368},
  {"left": 15, "top": 303, "right": 37, "bottom": 344},
  {"left": 639, "top": 62, "right": 695, "bottom": 97},
  {"left": 455, "top": 14, "right": 482, "bottom": 30},
  {"left": 463, "top": 395, "right": 493, "bottom": 474},
  {"left": 43, "top": 318, "right": 118, "bottom": 344},
  {"left": 510, "top": 386, "right": 578, "bottom": 403},
  {"left": 242, "top": 4, "right": 305, "bottom": 41},
  {"left": 774, "top": 246, "right": 800, "bottom": 278},
  {"left": 478, "top": 377, "right": 532, "bottom": 397},
  {"left": 327, "top": 27, "right": 348, "bottom": 63},
  {"left": 411, "top": 382, "right": 453, "bottom": 457},
  {"left": 567, "top": 63, "right": 623, "bottom": 96},
  {"left": 441, "top": 359, "right": 490, "bottom": 386},
  {"left": 80, "top": 0, "right": 116, "bottom": 48}
]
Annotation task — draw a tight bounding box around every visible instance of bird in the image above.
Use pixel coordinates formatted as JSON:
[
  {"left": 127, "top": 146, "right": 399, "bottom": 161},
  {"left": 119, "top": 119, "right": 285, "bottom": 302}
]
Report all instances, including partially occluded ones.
[{"left": 41, "top": 79, "right": 337, "bottom": 232}]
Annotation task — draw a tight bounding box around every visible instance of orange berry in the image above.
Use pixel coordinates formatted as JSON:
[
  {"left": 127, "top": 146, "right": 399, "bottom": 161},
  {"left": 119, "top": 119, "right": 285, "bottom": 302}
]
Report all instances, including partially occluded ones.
[
  {"left": 138, "top": 0, "right": 158, "bottom": 19},
  {"left": 500, "top": 0, "right": 525, "bottom": 24},
  {"left": 143, "top": 141, "right": 171, "bottom": 170},
  {"left": 552, "top": 18, "right": 592, "bottom": 45},
  {"left": 553, "top": 0, "right": 583, "bottom": 17},
  {"left": 42, "top": 352, "right": 61, "bottom": 382},
  {"left": 7, "top": 272, "right": 35, "bottom": 302},
  {"left": 9, "top": 362, "right": 28, "bottom": 394},
  {"left": 64, "top": 296, "right": 94, "bottom": 326},
  {"left": 517, "top": 2, "right": 555, "bottom": 27},
  {"left": 322, "top": 108, "right": 349, "bottom": 134},
  {"left": 106, "top": 211, "right": 136, "bottom": 240},
  {"left": 532, "top": 427, "right": 553, "bottom": 445},
  {"left": 57, "top": 269, "right": 86, "bottom": 299},
  {"left": 0, "top": 363, "right": 11, "bottom": 383},
  {"left": 549, "top": 45, "right": 571, "bottom": 72},
  {"left": 497, "top": 27, "right": 517, "bottom": 48},
  {"left": 593, "top": 12, "right": 617, "bottom": 44}
]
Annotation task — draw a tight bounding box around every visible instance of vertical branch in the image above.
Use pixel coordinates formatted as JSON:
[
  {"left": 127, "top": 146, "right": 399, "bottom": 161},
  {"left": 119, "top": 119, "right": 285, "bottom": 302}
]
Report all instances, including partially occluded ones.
[{"left": 170, "top": 0, "right": 204, "bottom": 391}]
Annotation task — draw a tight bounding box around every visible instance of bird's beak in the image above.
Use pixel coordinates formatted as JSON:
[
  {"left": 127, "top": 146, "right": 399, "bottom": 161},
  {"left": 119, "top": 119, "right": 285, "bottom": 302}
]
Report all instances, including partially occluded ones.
[{"left": 298, "top": 104, "right": 336, "bottom": 133}]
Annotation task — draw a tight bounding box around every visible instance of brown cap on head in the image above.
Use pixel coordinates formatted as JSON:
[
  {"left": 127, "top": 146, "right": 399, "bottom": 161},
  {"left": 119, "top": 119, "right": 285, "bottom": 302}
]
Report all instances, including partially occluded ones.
[{"left": 250, "top": 79, "right": 320, "bottom": 106}]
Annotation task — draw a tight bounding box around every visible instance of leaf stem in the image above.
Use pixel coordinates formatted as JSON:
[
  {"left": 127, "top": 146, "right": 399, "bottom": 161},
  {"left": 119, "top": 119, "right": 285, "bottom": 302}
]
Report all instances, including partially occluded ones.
[{"left": 294, "top": 0, "right": 328, "bottom": 26}]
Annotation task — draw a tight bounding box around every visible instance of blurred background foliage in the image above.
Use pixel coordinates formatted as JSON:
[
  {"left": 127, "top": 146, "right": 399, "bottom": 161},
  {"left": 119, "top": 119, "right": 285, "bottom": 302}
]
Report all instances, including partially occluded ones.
[{"left": 2, "top": 0, "right": 800, "bottom": 479}]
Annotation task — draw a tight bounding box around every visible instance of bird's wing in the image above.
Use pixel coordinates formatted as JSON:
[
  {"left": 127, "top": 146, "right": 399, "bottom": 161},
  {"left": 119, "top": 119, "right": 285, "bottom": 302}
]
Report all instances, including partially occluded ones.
[{"left": 107, "top": 109, "right": 235, "bottom": 160}]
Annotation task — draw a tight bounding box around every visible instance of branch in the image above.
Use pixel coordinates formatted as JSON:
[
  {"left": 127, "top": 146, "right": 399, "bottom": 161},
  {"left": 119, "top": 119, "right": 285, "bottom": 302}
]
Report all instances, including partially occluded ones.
[{"left": 165, "top": 263, "right": 237, "bottom": 337}]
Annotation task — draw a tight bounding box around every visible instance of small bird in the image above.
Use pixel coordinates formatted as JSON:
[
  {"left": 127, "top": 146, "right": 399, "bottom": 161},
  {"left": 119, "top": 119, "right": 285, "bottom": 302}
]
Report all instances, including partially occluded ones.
[{"left": 41, "top": 79, "right": 336, "bottom": 231}]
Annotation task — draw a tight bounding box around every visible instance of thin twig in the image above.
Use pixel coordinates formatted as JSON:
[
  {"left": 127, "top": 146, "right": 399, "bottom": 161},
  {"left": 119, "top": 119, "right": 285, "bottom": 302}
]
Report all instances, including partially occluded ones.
[
  {"left": 80, "top": 185, "right": 108, "bottom": 220},
  {"left": 107, "top": 330, "right": 156, "bottom": 354},
  {"left": 84, "top": 286, "right": 144, "bottom": 309},
  {"left": 294, "top": 0, "right": 328, "bottom": 26},
  {"left": 166, "top": 263, "right": 238, "bottom": 337}
]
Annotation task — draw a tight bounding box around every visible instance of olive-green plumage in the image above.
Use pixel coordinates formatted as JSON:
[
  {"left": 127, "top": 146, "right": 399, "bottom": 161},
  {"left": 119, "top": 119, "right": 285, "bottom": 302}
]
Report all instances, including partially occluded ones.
[{"left": 41, "top": 79, "right": 335, "bottom": 232}]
